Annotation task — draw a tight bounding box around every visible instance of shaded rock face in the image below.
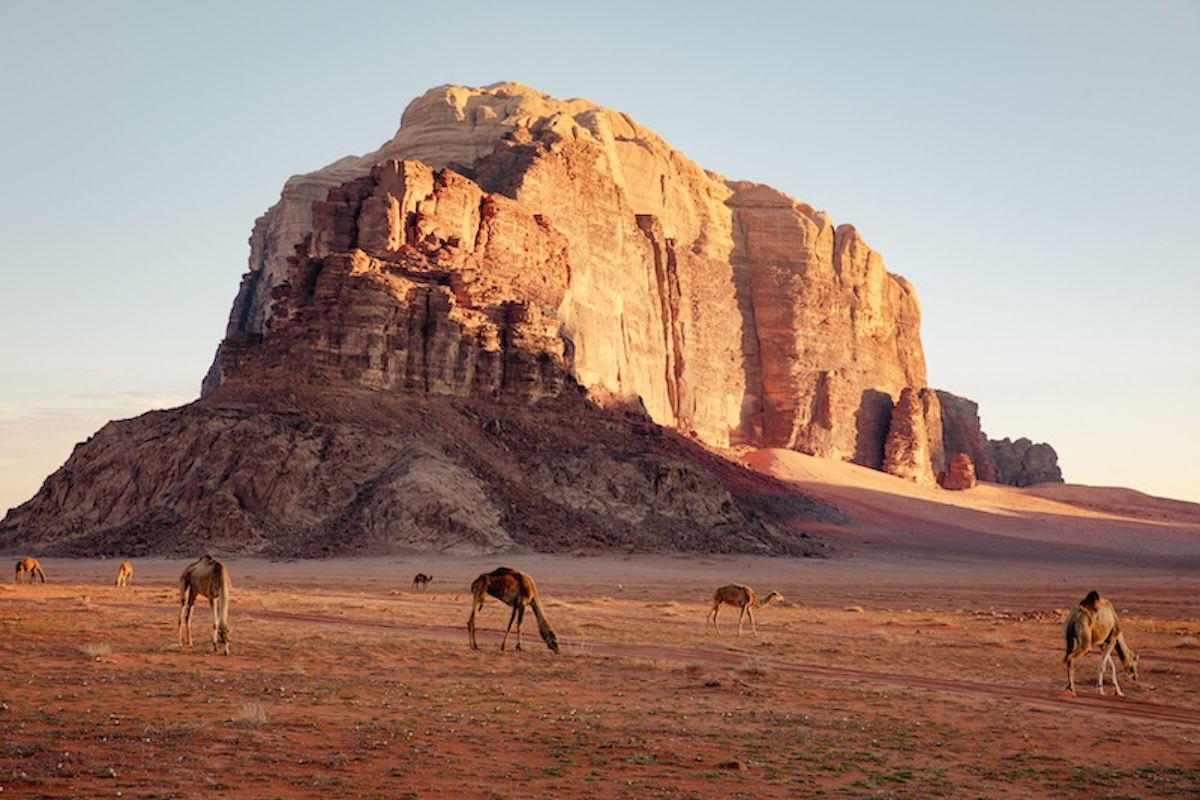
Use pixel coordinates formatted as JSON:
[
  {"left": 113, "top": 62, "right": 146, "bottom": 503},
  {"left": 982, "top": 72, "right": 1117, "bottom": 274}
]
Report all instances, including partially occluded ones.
[
  {"left": 935, "top": 390, "right": 998, "bottom": 482},
  {"left": 939, "top": 452, "right": 978, "bottom": 490},
  {"left": 207, "top": 82, "right": 926, "bottom": 465},
  {"left": 988, "top": 437, "right": 1064, "bottom": 487},
  {"left": 0, "top": 393, "right": 841, "bottom": 557}
]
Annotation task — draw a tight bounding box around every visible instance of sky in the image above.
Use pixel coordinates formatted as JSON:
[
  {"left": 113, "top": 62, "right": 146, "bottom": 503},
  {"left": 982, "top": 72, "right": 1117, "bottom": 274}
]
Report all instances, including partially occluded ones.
[{"left": 1, "top": 0, "right": 1197, "bottom": 511}]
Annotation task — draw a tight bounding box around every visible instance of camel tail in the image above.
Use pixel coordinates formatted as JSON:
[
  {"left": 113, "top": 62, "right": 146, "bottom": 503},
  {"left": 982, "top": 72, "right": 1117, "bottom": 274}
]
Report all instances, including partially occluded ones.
[
  {"left": 529, "top": 597, "right": 560, "bottom": 653},
  {"left": 1063, "top": 610, "right": 1082, "bottom": 663}
]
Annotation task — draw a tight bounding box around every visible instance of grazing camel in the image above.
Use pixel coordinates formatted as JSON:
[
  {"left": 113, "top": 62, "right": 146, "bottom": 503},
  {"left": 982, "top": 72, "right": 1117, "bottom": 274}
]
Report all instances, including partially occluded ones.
[
  {"left": 412, "top": 573, "right": 432, "bottom": 590},
  {"left": 14, "top": 557, "right": 46, "bottom": 584},
  {"left": 114, "top": 560, "right": 134, "bottom": 587},
  {"left": 178, "top": 555, "right": 232, "bottom": 656},
  {"left": 467, "top": 567, "right": 559, "bottom": 653},
  {"left": 707, "top": 583, "right": 784, "bottom": 637},
  {"left": 1063, "top": 590, "right": 1139, "bottom": 697}
]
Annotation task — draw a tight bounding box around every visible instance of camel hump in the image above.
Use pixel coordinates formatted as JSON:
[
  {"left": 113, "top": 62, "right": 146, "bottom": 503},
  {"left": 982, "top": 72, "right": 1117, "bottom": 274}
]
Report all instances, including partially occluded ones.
[
  {"left": 1081, "top": 590, "right": 1101, "bottom": 608},
  {"left": 489, "top": 566, "right": 516, "bottom": 578}
]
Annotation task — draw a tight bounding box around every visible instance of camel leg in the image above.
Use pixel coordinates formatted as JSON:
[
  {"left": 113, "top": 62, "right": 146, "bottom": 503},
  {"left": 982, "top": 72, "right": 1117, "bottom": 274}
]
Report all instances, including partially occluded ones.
[
  {"left": 515, "top": 605, "right": 526, "bottom": 651},
  {"left": 1064, "top": 653, "right": 1078, "bottom": 697},
  {"left": 468, "top": 603, "right": 482, "bottom": 650},
  {"left": 747, "top": 605, "right": 758, "bottom": 638},
  {"left": 501, "top": 604, "right": 519, "bottom": 651},
  {"left": 1098, "top": 639, "right": 1123, "bottom": 697},
  {"left": 709, "top": 604, "right": 721, "bottom": 633},
  {"left": 737, "top": 605, "right": 746, "bottom": 636},
  {"left": 185, "top": 598, "right": 196, "bottom": 648},
  {"left": 1108, "top": 653, "right": 1123, "bottom": 696},
  {"left": 36, "top": 568, "right": 45, "bottom": 584},
  {"left": 179, "top": 592, "right": 196, "bottom": 648},
  {"left": 210, "top": 597, "right": 220, "bottom": 654},
  {"left": 1096, "top": 639, "right": 1117, "bottom": 696}
]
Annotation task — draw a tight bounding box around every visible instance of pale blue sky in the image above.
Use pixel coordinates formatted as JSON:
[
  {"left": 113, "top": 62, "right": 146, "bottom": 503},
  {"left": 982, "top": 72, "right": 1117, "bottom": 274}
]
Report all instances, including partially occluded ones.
[{"left": 1, "top": 0, "right": 1197, "bottom": 511}]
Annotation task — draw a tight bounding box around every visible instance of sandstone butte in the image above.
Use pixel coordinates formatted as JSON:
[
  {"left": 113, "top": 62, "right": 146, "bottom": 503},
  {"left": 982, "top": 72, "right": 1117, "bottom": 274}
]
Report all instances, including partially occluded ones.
[{"left": 0, "top": 83, "right": 1061, "bottom": 557}]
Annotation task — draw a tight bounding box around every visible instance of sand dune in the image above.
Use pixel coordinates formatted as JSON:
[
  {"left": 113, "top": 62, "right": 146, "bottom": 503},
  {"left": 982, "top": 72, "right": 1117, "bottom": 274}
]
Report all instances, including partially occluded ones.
[{"left": 741, "top": 448, "right": 1200, "bottom": 568}]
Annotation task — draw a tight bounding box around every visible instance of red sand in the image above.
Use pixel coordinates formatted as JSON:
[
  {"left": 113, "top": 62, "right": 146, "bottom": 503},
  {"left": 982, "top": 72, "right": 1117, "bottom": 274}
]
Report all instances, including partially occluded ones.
[{"left": 2, "top": 460, "right": 1198, "bottom": 798}]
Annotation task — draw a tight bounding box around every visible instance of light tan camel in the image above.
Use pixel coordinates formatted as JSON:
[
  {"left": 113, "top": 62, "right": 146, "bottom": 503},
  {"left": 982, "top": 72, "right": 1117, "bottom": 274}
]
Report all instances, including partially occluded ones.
[
  {"left": 1063, "top": 590, "right": 1139, "bottom": 697},
  {"left": 179, "top": 555, "right": 231, "bottom": 656},
  {"left": 467, "top": 567, "right": 559, "bottom": 653},
  {"left": 707, "top": 583, "right": 784, "bottom": 637},
  {"left": 114, "top": 560, "right": 134, "bottom": 587},
  {"left": 14, "top": 557, "right": 46, "bottom": 584},
  {"left": 412, "top": 573, "right": 432, "bottom": 590}
]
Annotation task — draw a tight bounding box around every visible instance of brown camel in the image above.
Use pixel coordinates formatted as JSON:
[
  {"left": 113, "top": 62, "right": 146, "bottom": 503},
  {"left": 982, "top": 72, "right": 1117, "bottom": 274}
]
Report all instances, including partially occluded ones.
[
  {"left": 707, "top": 583, "right": 783, "bottom": 637},
  {"left": 1063, "top": 590, "right": 1139, "bottom": 697},
  {"left": 114, "top": 560, "right": 134, "bottom": 587},
  {"left": 179, "top": 555, "right": 232, "bottom": 656},
  {"left": 467, "top": 567, "right": 559, "bottom": 653},
  {"left": 14, "top": 557, "right": 46, "bottom": 584},
  {"left": 412, "top": 573, "right": 433, "bottom": 590}
]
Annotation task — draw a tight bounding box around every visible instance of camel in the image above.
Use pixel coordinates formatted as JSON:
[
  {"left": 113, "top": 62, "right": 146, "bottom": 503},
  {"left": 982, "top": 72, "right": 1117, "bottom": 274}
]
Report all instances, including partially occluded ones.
[
  {"left": 114, "top": 560, "right": 133, "bottom": 587},
  {"left": 707, "top": 583, "right": 784, "bottom": 637},
  {"left": 1063, "top": 590, "right": 1139, "bottom": 697},
  {"left": 14, "top": 557, "right": 46, "bottom": 584},
  {"left": 467, "top": 567, "right": 559, "bottom": 653},
  {"left": 178, "top": 555, "right": 232, "bottom": 656},
  {"left": 412, "top": 573, "right": 433, "bottom": 590}
]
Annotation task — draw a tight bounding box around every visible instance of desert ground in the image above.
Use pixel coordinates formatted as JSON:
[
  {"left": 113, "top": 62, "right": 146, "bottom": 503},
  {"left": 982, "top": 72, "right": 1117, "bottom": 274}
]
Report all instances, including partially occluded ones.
[{"left": 3, "top": 457, "right": 1199, "bottom": 799}]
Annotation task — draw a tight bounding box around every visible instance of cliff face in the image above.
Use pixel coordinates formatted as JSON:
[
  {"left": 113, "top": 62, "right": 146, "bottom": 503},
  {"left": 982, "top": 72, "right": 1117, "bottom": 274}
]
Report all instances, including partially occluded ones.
[{"left": 207, "top": 82, "right": 926, "bottom": 466}]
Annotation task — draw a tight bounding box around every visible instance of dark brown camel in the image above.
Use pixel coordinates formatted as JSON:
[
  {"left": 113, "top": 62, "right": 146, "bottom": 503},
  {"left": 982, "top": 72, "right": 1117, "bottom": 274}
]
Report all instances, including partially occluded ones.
[{"left": 467, "top": 567, "right": 559, "bottom": 653}]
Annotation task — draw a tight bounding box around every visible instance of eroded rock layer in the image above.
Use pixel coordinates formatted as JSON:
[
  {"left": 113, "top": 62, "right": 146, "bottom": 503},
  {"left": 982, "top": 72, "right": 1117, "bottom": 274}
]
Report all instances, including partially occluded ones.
[{"left": 207, "top": 82, "right": 926, "bottom": 466}]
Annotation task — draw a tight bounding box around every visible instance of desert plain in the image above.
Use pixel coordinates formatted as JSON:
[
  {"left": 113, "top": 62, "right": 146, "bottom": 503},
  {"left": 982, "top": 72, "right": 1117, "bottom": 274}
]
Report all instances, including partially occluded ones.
[{"left": 3, "top": 453, "right": 1199, "bottom": 799}]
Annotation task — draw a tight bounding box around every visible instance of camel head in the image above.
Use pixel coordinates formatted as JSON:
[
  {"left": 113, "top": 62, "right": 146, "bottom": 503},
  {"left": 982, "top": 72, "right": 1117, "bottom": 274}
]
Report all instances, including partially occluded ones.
[
  {"left": 540, "top": 627, "right": 560, "bottom": 654},
  {"left": 762, "top": 592, "right": 784, "bottom": 606},
  {"left": 1126, "top": 651, "right": 1140, "bottom": 683}
]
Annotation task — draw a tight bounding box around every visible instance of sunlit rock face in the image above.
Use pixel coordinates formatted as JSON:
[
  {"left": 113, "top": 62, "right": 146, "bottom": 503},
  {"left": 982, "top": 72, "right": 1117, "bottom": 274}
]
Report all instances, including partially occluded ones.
[
  {"left": 207, "top": 82, "right": 927, "bottom": 466},
  {"left": 939, "top": 452, "right": 979, "bottom": 490}
]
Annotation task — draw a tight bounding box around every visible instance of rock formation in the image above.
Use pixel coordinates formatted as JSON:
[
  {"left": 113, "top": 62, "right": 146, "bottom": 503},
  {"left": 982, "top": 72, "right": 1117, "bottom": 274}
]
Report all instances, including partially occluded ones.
[
  {"left": 1, "top": 82, "right": 1062, "bottom": 556},
  {"left": 935, "top": 390, "right": 998, "bottom": 482},
  {"left": 988, "top": 437, "right": 1064, "bottom": 486},
  {"left": 881, "top": 387, "right": 938, "bottom": 485},
  {"left": 206, "top": 82, "right": 926, "bottom": 466},
  {"left": 939, "top": 452, "right": 978, "bottom": 490}
]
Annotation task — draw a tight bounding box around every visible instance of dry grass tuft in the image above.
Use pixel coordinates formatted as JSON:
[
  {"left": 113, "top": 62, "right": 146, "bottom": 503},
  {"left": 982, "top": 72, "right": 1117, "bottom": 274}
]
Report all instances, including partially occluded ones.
[
  {"left": 234, "top": 701, "right": 268, "bottom": 727},
  {"left": 738, "top": 657, "right": 772, "bottom": 677},
  {"left": 79, "top": 643, "right": 111, "bottom": 658}
]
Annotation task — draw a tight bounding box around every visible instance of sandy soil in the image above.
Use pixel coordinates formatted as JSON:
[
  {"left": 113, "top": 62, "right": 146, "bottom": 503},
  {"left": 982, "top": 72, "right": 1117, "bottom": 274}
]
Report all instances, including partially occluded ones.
[
  {"left": 2, "top": 550, "right": 1199, "bottom": 799},
  {"left": 4, "top": 457, "right": 1199, "bottom": 797}
]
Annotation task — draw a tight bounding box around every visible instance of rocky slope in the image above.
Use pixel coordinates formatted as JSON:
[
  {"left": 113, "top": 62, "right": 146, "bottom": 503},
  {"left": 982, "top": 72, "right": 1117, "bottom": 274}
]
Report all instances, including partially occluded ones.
[
  {"left": 0, "top": 388, "right": 838, "bottom": 557},
  {"left": 3, "top": 82, "right": 1059, "bottom": 556}
]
